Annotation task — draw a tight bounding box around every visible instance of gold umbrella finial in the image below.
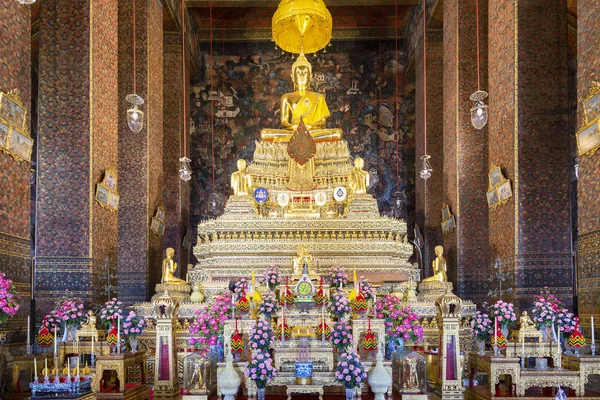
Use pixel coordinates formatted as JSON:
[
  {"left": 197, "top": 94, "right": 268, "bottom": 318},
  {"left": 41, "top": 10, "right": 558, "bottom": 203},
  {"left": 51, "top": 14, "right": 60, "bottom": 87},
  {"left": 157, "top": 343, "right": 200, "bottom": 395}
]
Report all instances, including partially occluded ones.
[{"left": 272, "top": 0, "right": 332, "bottom": 55}]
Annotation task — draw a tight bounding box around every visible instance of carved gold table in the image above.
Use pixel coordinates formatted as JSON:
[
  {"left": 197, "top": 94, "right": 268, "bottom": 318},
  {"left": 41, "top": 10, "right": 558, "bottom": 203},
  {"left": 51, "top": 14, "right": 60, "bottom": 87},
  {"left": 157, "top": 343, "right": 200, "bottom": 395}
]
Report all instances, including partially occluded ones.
[
  {"left": 93, "top": 351, "right": 148, "bottom": 400},
  {"left": 562, "top": 354, "right": 600, "bottom": 395},
  {"left": 517, "top": 369, "right": 581, "bottom": 397},
  {"left": 286, "top": 384, "right": 324, "bottom": 400},
  {"left": 504, "top": 341, "right": 560, "bottom": 367},
  {"left": 467, "top": 352, "right": 520, "bottom": 398}
]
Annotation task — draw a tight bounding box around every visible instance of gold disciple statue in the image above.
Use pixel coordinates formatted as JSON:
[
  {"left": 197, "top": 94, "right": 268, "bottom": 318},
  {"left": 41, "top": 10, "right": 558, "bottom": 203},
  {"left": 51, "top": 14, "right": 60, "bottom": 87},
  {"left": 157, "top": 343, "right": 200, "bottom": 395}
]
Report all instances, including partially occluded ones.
[
  {"left": 260, "top": 53, "right": 342, "bottom": 143},
  {"left": 519, "top": 311, "right": 536, "bottom": 330},
  {"left": 230, "top": 159, "right": 252, "bottom": 196},
  {"left": 348, "top": 157, "right": 369, "bottom": 194},
  {"left": 422, "top": 245, "right": 448, "bottom": 282},
  {"left": 161, "top": 248, "right": 186, "bottom": 284},
  {"left": 292, "top": 245, "right": 315, "bottom": 277}
]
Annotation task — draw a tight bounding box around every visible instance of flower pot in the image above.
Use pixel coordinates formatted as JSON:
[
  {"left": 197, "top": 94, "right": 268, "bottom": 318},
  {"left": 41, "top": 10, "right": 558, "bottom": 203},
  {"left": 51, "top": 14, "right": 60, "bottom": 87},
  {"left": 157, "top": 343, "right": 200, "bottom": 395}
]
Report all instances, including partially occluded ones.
[
  {"left": 540, "top": 326, "right": 548, "bottom": 342},
  {"left": 129, "top": 337, "right": 138, "bottom": 352},
  {"left": 477, "top": 340, "right": 486, "bottom": 355},
  {"left": 345, "top": 388, "right": 355, "bottom": 400},
  {"left": 257, "top": 387, "right": 266, "bottom": 400}
]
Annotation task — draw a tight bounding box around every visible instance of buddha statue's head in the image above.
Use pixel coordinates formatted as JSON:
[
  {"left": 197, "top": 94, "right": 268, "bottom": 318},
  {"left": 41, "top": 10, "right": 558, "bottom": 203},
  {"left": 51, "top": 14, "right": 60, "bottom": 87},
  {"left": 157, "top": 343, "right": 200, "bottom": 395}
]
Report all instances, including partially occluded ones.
[
  {"left": 291, "top": 53, "right": 312, "bottom": 90},
  {"left": 354, "top": 157, "right": 364, "bottom": 170},
  {"left": 166, "top": 247, "right": 175, "bottom": 258},
  {"left": 237, "top": 159, "right": 247, "bottom": 172},
  {"left": 434, "top": 245, "right": 444, "bottom": 256}
]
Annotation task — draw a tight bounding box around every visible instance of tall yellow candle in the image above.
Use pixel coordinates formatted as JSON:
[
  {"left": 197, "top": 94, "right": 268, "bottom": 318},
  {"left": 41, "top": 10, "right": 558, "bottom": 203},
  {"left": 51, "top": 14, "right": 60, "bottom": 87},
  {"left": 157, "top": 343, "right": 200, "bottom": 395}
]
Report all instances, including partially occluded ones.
[
  {"left": 67, "top": 358, "right": 71, "bottom": 380},
  {"left": 44, "top": 358, "right": 48, "bottom": 378},
  {"left": 91, "top": 332, "right": 94, "bottom": 355},
  {"left": 34, "top": 357, "right": 38, "bottom": 379}
]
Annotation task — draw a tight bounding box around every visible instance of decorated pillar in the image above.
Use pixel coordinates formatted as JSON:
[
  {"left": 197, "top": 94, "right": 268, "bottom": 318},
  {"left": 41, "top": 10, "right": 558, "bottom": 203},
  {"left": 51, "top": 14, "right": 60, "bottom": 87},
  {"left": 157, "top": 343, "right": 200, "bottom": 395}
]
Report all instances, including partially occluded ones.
[
  {"left": 435, "top": 292, "right": 464, "bottom": 400},
  {"left": 442, "top": 0, "right": 490, "bottom": 303},
  {"left": 117, "top": 0, "right": 164, "bottom": 303},
  {"left": 576, "top": 0, "right": 600, "bottom": 334},
  {"left": 36, "top": 0, "right": 119, "bottom": 313},
  {"left": 0, "top": 1, "right": 32, "bottom": 350},
  {"left": 153, "top": 290, "right": 180, "bottom": 399},
  {"left": 163, "top": 32, "right": 191, "bottom": 273},
  {"left": 488, "top": 0, "right": 572, "bottom": 309}
]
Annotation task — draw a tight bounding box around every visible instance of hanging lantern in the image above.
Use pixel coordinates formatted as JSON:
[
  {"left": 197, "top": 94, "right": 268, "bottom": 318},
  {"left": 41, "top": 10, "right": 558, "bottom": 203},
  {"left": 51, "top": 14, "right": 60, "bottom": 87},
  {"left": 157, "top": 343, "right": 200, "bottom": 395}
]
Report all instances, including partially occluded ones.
[
  {"left": 272, "top": 0, "right": 332, "bottom": 55},
  {"left": 231, "top": 319, "right": 244, "bottom": 353},
  {"left": 126, "top": 94, "right": 145, "bottom": 133},
  {"left": 179, "top": 157, "right": 192, "bottom": 182},
  {"left": 17, "top": 0, "right": 36, "bottom": 4},
  {"left": 419, "top": 155, "right": 432, "bottom": 180},
  {"left": 470, "top": 90, "right": 489, "bottom": 130}
]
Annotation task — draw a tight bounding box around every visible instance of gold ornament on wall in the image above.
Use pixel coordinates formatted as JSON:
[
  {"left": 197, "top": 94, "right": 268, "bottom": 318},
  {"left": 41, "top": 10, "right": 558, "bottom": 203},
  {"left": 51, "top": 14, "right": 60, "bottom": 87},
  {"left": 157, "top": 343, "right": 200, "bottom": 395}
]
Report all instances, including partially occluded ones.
[
  {"left": 576, "top": 82, "right": 600, "bottom": 157},
  {"left": 486, "top": 164, "right": 512, "bottom": 210},
  {"left": 95, "top": 169, "right": 120, "bottom": 212},
  {"left": 0, "top": 89, "right": 33, "bottom": 163}
]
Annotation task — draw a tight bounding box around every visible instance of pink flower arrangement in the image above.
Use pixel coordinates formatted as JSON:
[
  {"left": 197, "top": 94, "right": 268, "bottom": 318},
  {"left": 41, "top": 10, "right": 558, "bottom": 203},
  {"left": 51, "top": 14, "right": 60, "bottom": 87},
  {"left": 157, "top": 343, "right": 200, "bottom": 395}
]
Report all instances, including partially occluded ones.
[
  {"left": 491, "top": 299, "right": 517, "bottom": 325},
  {"left": 99, "top": 298, "right": 124, "bottom": 328},
  {"left": 0, "top": 273, "right": 20, "bottom": 324},
  {"left": 257, "top": 289, "right": 279, "bottom": 319},
  {"left": 328, "top": 289, "right": 351, "bottom": 319},
  {"left": 41, "top": 310, "right": 63, "bottom": 333},
  {"left": 375, "top": 295, "right": 424, "bottom": 342},
  {"left": 329, "top": 266, "right": 348, "bottom": 288},
  {"left": 122, "top": 310, "right": 147, "bottom": 338},
  {"left": 359, "top": 277, "right": 375, "bottom": 301},
  {"left": 335, "top": 351, "right": 367, "bottom": 389},
  {"left": 188, "top": 292, "right": 232, "bottom": 349},
  {"left": 470, "top": 310, "right": 493, "bottom": 341},
  {"left": 530, "top": 286, "right": 561, "bottom": 328},
  {"left": 330, "top": 319, "right": 353, "bottom": 353},
  {"left": 234, "top": 279, "right": 249, "bottom": 299},
  {"left": 54, "top": 290, "right": 86, "bottom": 327},
  {"left": 244, "top": 349, "right": 277, "bottom": 389},
  {"left": 555, "top": 308, "right": 577, "bottom": 335},
  {"left": 248, "top": 318, "right": 273, "bottom": 352},
  {"left": 261, "top": 265, "right": 280, "bottom": 289}
]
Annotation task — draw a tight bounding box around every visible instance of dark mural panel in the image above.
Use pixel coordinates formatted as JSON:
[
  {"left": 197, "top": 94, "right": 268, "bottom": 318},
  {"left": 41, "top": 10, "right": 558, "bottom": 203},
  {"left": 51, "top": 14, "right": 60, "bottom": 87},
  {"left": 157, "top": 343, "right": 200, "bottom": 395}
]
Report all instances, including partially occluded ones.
[{"left": 189, "top": 41, "right": 416, "bottom": 244}]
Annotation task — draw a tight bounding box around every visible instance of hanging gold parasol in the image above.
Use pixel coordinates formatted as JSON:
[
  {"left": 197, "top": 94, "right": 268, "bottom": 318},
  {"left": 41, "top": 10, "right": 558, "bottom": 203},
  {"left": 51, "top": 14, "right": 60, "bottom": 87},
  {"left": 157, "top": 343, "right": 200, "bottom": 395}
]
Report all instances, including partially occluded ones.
[{"left": 272, "top": 0, "right": 333, "bottom": 54}]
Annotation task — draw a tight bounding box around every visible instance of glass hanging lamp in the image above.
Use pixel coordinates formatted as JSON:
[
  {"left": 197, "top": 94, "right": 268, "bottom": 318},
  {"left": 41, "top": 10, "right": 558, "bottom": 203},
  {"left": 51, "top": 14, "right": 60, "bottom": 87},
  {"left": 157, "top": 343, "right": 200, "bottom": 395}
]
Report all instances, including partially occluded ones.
[
  {"left": 419, "top": 155, "right": 432, "bottom": 180},
  {"left": 17, "top": 0, "right": 36, "bottom": 4},
  {"left": 470, "top": 90, "right": 489, "bottom": 130},
  {"left": 179, "top": 157, "right": 192, "bottom": 182},
  {"left": 126, "top": 94, "right": 145, "bottom": 133}
]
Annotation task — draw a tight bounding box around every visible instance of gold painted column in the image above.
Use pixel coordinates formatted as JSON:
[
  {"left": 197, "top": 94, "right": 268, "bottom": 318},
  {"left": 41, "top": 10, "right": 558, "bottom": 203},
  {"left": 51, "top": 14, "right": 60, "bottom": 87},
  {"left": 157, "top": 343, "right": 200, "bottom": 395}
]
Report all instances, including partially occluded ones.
[
  {"left": 153, "top": 291, "right": 181, "bottom": 399},
  {"left": 117, "top": 0, "right": 164, "bottom": 303},
  {"left": 435, "top": 292, "right": 464, "bottom": 400}
]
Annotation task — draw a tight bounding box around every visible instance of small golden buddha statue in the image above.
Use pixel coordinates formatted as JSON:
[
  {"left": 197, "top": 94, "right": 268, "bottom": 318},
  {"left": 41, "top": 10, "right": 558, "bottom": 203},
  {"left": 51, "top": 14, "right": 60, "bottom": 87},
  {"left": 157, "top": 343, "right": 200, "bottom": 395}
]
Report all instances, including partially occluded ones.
[
  {"left": 348, "top": 157, "right": 369, "bottom": 194},
  {"left": 260, "top": 53, "right": 342, "bottom": 143},
  {"left": 422, "top": 245, "right": 448, "bottom": 283},
  {"left": 230, "top": 159, "right": 252, "bottom": 196},
  {"left": 292, "top": 245, "right": 315, "bottom": 277},
  {"left": 519, "top": 311, "right": 536, "bottom": 330},
  {"left": 161, "top": 248, "right": 186, "bottom": 284}
]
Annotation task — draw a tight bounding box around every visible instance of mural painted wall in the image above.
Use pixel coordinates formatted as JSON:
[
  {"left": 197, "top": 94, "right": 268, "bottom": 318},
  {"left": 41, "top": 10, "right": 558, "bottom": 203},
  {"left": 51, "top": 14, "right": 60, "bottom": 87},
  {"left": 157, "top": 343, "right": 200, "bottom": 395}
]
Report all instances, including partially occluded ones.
[{"left": 189, "top": 41, "right": 416, "bottom": 242}]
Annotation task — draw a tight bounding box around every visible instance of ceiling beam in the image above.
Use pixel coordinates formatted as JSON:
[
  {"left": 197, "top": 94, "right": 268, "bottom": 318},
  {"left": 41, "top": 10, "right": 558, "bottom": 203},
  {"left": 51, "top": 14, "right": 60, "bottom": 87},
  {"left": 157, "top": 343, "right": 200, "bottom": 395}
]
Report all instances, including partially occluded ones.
[{"left": 186, "top": 0, "right": 418, "bottom": 7}]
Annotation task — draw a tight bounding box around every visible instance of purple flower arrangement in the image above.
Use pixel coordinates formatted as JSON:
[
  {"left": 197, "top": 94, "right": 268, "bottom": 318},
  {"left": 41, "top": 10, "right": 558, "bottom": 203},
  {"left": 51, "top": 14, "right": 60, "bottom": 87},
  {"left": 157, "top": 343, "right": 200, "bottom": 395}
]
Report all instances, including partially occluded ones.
[
  {"left": 234, "top": 279, "right": 249, "bottom": 299},
  {"left": 555, "top": 307, "right": 577, "bottom": 335},
  {"left": 248, "top": 318, "right": 273, "bottom": 352},
  {"left": 99, "top": 298, "right": 124, "bottom": 329},
  {"left": 122, "top": 310, "right": 147, "bottom": 339},
  {"left": 329, "top": 265, "right": 348, "bottom": 288},
  {"left": 257, "top": 289, "right": 279, "bottom": 319},
  {"left": 530, "top": 286, "right": 560, "bottom": 328},
  {"left": 491, "top": 299, "right": 517, "bottom": 325},
  {"left": 244, "top": 349, "right": 277, "bottom": 389},
  {"left": 328, "top": 289, "right": 351, "bottom": 319},
  {"left": 0, "top": 273, "right": 20, "bottom": 324},
  {"left": 470, "top": 310, "right": 493, "bottom": 341},
  {"left": 189, "top": 293, "right": 232, "bottom": 349},
  {"left": 335, "top": 351, "right": 367, "bottom": 389},
  {"left": 359, "top": 277, "right": 375, "bottom": 301},
  {"left": 54, "top": 290, "right": 86, "bottom": 327},
  {"left": 262, "top": 265, "right": 280, "bottom": 289},
  {"left": 375, "top": 295, "right": 424, "bottom": 342},
  {"left": 330, "top": 319, "right": 353, "bottom": 353},
  {"left": 42, "top": 310, "right": 63, "bottom": 333}
]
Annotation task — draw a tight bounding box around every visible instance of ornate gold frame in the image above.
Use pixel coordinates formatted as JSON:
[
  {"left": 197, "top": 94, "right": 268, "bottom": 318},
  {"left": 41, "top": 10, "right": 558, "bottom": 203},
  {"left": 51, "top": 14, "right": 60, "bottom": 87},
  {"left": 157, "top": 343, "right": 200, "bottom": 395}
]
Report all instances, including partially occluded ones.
[
  {"left": 487, "top": 164, "right": 513, "bottom": 210},
  {"left": 150, "top": 206, "right": 166, "bottom": 236},
  {"left": 441, "top": 203, "right": 455, "bottom": 235},
  {"left": 582, "top": 81, "right": 600, "bottom": 126},
  {"left": 96, "top": 169, "right": 119, "bottom": 212},
  {"left": 95, "top": 183, "right": 111, "bottom": 209},
  {"left": 0, "top": 90, "right": 27, "bottom": 132},
  {"left": 577, "top": 116, "right": 600, "bottom": 157},
  {"left": 0, "top": 90, "right": 33, "bottom": 163}
]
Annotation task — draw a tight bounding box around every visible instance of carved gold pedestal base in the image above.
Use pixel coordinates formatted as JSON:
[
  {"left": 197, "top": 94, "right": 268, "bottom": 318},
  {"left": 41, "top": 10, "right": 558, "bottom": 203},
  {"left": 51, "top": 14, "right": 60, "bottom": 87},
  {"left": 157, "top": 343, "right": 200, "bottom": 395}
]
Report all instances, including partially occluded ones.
[
  {"left": 152, "top": 283, "right": 191, "bottom": 303},
  {"left": 417, "top": 281, "right": 453, "bottom": 301}
]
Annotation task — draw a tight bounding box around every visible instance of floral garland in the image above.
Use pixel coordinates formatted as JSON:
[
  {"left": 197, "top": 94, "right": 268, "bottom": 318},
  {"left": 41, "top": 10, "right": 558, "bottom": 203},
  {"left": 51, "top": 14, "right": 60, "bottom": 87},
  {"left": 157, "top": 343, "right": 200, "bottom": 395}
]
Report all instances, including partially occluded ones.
[
  {"left": 54, "top": 290, "right": 86, "bottom": 327},
  {"left": 99, "top": 298, "right": 124, "bottom": 329},
  {"left": 122, "top": 310, "right": 147, "bottom": 339},
  {"left": 359, "top": 277, "right": 375, "bottom": 301},
  {"left": 329, "top": 265, "right": 348, "bottom": 288},
  {"left": 330, "top": 319, "right": 353, "bottom": 353},
  {"left": 470, "top": 310, "right": 493, "bottom": 341},
  {"left": 257, "top": 289, "right": 279, "bottom": 319},
  {"left": 0, "top": 273, "right": 20, "bottom": 324},
  {"left": 335, "top": 351, "right": 367, "bottom": 389},
  {"left": 375, "top": 295, "right": 424, "bottom": 342},
  {"left": 491, "top": 300, "right": 517, "bottom": 326},
  {"left": 328, "top": 289, "right": 351, "bottom": 319},
  {"left": 189, "top": 292, "right": 232, "bottom": 348},
  {"left": 261, "top": 265, "right": 280, "bottom": 289},
  {"left": 244, "top": 349, "right": 277, "bottom": 389},
  {"left": 248, "top": 318, "right": 273, "bottom": 352}
]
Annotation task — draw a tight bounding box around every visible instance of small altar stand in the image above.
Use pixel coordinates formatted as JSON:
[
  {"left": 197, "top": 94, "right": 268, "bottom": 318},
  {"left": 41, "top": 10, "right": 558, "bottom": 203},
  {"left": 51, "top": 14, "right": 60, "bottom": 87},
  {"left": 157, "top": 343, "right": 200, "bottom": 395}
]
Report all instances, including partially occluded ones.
[{"left": 93, "top": 351, "right": 149, "bottom": 400}]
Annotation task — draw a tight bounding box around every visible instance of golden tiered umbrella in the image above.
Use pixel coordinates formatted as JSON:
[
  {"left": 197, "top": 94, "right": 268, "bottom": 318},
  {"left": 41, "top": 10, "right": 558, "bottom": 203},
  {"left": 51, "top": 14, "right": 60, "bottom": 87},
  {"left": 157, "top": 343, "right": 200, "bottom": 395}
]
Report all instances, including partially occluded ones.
[{"left": 272, "top": 0, "right": 333, "bottom": 54}]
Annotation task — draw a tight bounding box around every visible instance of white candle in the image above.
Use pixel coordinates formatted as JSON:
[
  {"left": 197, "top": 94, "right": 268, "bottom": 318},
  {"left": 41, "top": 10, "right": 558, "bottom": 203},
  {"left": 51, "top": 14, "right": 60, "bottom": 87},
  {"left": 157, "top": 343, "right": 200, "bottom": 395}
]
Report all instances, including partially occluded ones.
[
  {"left": 91, "top": 332, "right": 94, "bottom": 355},
  {"left": 34, "top": 357, "right": 38, "bottom": 379},
  {"left": 281, "top": 302, "right": 285, "bottom": 345},
  {"left": 44, "top": 358, "right": 48, "bottom": 379},
  {"left": 27, "top": 315, "right": 31, "bottom": 347},
  {"left": 231, "top": 294, "right": 235, "bottom": 319},
  {"left": 76, "top": 356, "right": 80, "bottom": 378},
  {"left": 76, "top": 337, "right": 79, "bottom": 355},
  {"left": 67, "top": 358, "right": 71, "bottom": 380},
  {"left": 592, "top": 316, "right": 595, "bottom": 345},
  {"left": 54, "top": 328, "right": 57, "bottom": 356},
  {"left": 117, "top": 315, "right": 121, "bottom": 354},
  {"left": 521, "top": 332, "right": 525, "bottom": 357}
]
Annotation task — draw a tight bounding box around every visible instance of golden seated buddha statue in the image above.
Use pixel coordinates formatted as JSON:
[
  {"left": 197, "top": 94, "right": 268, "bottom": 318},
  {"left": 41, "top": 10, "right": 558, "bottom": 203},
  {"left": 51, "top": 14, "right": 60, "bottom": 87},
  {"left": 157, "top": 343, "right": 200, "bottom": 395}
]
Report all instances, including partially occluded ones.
[{"left": 260, "top": 53, "right": 342, "bottom": 143}]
